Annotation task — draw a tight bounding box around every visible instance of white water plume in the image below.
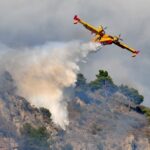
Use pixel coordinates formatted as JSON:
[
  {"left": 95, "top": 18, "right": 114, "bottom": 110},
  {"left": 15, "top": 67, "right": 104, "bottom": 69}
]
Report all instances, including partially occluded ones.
[{"left": 0, "top": 41, "right": 102, "bottom": 129}]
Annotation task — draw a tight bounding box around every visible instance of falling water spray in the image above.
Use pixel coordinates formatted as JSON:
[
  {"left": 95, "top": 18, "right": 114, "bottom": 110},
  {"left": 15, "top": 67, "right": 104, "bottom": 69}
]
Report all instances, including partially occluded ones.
[{"left": 0, "top": 41, "right": 102, "bottom": 129}]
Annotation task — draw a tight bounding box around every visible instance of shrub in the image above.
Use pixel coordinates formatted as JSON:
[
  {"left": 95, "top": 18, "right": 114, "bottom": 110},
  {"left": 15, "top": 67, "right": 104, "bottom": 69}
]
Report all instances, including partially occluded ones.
[
  {"left": 75, "top": 73, "right": 87, "bottom": 89},
  {"left": 119, "top": 85, "right": 144, "bottom": 104},
  {"left": 21, "top": 123, "right": 48, "bottom": 138},
  {"left": 138, "top": 105, "right": 150, "bottom": 122},
  {"left": 20, "top": 123, "right": 49, "bottom": 150},
  {"left": 40, "top": 107, "right": 51, "bottom": 119},
  {"left": 89, "top": 70, "right": 113, "bottom": 90},
  {"left": 89, "top": 70, "right": 117, "bottom": 95}
]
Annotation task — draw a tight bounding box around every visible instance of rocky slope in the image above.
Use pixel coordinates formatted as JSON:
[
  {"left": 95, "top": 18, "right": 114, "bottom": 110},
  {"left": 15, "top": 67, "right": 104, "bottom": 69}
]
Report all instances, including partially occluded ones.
[
  {"left": 0, "top": 71, "right": 150, "bottom": 150},
  {"left": 0, "top": 72, "right": 57, "bottom": 149},
  {"left": 51, "top": 92, "right": 150, "bottom": 150}
]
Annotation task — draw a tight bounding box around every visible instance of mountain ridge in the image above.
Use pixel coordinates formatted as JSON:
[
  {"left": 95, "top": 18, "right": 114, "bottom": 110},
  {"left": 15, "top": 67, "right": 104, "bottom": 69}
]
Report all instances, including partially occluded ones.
[{"left": 0, "top": 70, "right": 149, "bottom": 150}]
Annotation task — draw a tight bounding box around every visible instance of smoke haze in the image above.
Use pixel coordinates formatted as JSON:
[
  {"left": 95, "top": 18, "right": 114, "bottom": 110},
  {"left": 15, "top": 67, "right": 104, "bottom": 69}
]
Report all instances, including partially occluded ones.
[{"left": 0, "top": 41, "right": 101, "bottom": 129}]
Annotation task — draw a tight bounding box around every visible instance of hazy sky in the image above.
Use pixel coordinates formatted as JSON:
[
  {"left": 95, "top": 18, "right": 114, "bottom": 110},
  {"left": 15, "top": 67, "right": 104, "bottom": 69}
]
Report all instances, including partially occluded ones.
[{"left": 0, "top": 0, "right": 150, "bottom": 105}]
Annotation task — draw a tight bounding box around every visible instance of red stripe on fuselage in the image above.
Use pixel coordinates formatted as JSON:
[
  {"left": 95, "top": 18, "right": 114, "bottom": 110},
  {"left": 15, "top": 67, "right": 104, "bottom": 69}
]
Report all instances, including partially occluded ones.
[{"left": 101, "top": 41, "right": 113, "bottom": 45}]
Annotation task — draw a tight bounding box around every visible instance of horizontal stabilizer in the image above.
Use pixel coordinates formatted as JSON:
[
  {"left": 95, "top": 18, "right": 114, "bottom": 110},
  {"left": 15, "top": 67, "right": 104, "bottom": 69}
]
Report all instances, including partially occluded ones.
[
  {"left": 73, "top": 15, "right": 80, "bottom": 24},
  {"left": 132, "top": 50, "right": 140, "bottom": 57}
]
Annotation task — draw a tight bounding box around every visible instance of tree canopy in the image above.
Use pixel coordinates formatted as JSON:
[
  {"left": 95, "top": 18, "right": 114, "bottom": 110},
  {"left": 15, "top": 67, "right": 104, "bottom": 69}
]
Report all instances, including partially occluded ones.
[
  {"left": 75, "top": 73, "right": 87, "bottom": 88},
  {"left": 119, "top": 85, "right": 144, "bottom": 104},
  {"left": 75, "top": 70, "right": 144, "bottom": 104},
  {"left": 89, "top": 70, "right": 117, "bottom": 93}
]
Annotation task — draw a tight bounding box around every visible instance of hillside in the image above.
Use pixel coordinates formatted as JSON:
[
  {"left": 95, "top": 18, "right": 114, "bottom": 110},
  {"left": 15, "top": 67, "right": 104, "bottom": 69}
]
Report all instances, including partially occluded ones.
[{"left": 0, "top": 70, "right": 150, "bottom": 150}]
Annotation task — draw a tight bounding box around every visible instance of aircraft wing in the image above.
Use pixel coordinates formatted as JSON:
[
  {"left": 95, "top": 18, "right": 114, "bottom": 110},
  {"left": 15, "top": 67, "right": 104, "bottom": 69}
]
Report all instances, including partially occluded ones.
[
  {"left": 113, "top": 41, "right": 140, "bottom": 57},
  {"left": 73, "top": 15, "right": 100, "bottom": 34}
]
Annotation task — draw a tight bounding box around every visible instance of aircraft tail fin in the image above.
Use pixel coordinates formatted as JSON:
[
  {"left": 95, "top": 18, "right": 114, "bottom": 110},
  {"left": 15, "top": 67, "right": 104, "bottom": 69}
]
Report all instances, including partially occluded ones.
[
  {"left": 132, "top": 50, "right": 140, "bottom": 57},
  {"left": 73, "top": 15, "right": 80, "bottom": 24}
]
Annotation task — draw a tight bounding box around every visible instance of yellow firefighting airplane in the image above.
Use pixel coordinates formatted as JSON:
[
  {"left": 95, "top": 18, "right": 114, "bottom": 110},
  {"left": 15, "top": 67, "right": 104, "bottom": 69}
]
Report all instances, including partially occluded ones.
[{"left": 73, "top": 15, "right": 140, "bottom": 57}]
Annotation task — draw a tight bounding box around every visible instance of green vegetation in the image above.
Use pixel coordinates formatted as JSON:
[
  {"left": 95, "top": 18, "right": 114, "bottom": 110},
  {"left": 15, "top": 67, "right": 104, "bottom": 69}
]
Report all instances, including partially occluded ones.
[
  {"left": 89, "top": 70, "right": 114, "bottom": 90},
  {"left": 40, "top": 107, "right": 51, "bottom": 119},
  {"left": 21, "top": 123, "right": 48, "bottom": 138},
  {"left": 119, "top": 85, "right": 144, "bottom": 104},
  {"left": 75, "top": 70, "right": 144, "bottom": 104},
  {"left": 20, "top": 123, "right": 50, "bottom": 150},
  {"left": 138, "top": 105, "right": 150, "bottom": 122},
  {"left": 91, "top": 123, "right": 102, "bottom": 135},
  {"left": 76, "top": 70, "right": 115, "bottom": 91},
  {"left": 89, "top": 70, "right": 118, "bottom": 96},
  {"left": 76, "top": 73, "right": 87, "bottom": 89}
]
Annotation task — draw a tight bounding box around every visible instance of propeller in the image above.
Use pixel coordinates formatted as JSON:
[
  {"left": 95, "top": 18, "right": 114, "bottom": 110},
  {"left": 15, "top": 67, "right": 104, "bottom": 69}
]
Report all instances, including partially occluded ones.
[
  {"left": 118, "top": 34, "right": 123, "bottom": 41},
  {"left": 103, "top": 26, "right": 108, "bottom": 30}
]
